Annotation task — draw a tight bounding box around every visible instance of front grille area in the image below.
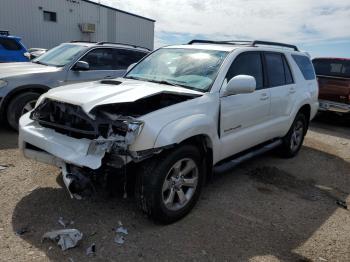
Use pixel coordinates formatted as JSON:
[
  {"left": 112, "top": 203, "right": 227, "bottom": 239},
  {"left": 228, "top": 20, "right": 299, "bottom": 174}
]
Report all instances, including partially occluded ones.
[
  {"left": 31, "top": 99, "right": 131, "bottom": 139},
  {"left": 31, "top": 99, "right": 99, "bottom": 139}
]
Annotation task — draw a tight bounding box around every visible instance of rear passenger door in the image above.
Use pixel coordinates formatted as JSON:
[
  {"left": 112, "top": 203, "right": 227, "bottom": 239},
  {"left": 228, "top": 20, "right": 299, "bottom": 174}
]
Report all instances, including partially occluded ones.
[
  {"left": 264, "top": 52, "right": 296, "bottom": 137},
  {"left": 220, "top": 51, "right": 271, "bottom": 159}
]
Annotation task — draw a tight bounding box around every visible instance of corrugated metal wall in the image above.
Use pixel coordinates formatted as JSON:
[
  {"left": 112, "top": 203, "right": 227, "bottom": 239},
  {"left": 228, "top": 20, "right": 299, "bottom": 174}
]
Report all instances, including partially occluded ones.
[{"left": 0, "top": 0, "right": 154, "bottom": 50}]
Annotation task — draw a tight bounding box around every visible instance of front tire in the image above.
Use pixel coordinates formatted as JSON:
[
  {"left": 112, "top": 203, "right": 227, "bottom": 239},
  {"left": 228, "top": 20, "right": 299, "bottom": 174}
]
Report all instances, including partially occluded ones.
[
  {"left": 135, "top": 144, "right": 204, "bottom": 224},
  {"left": 6, "top": 92, "right": 40, "bottom": 130},
  {"left": 279, "top": 112, "right": 307, "bottom": 158}
]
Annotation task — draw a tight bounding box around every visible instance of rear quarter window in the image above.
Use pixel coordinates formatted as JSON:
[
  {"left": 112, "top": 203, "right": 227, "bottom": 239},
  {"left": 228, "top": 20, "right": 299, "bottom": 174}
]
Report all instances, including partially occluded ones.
[
  {"left": 0, "top": 38, "right": 22, "bottom": 51},
  {"left": 292, "top": 54, "right": 316, "bottom": 80}
]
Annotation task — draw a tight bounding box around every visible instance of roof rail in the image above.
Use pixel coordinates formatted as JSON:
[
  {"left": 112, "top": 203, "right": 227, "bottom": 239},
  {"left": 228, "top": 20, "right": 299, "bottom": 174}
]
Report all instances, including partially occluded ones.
[
  {"left": 70, "top": 40, "right": 96, "bottom": 43},
  {"left": 252, "top": 40, "right": 299, "bottom": 51},
  {"left": 96, "top": 41, "right": 150, "bottom": 51},
  {"left": 188, "top": 39, "right": 250, "bottom": 46},
  {"left": 188, "top": 39, "right": 299, "bottom": 51},
  {"left": 0, "top": 30, "right": 10, "bottom": 36}
]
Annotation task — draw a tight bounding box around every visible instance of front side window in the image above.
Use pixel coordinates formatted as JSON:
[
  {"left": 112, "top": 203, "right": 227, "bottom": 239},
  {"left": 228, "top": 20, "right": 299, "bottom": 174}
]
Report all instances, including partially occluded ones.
[
  {"left": 292, "top": 54, "right": 316, "bottom": 80},
  {"left": 33, "top": 44, "right": 86, "bottom": 67},
  {"left": 313, "top": 59, "right": 350, "bottom": 78},
  {"left": 226, "top": 52, "right": 264, "bottom": 89},
  {"left": 126, "top": 48, "right": 228, "bottom": 92},
  {"left": 0, "top": 38, "right": 22, "bottom": 51}
]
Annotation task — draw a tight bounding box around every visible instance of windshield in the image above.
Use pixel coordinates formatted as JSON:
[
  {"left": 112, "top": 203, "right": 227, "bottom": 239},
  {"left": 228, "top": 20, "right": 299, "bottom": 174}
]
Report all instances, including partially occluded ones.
[
  {"left": 125, "top": 48, "right": 228, "bottom": 92},
  {"left": 33, "top": 44, "right": 87, "bottom": 67}
]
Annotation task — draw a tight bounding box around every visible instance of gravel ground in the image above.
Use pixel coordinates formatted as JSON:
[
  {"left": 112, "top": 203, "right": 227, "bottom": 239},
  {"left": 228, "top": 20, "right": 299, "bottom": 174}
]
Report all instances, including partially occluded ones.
[{"left": 0, "top": 114, "right": 349, "bottom": 262}]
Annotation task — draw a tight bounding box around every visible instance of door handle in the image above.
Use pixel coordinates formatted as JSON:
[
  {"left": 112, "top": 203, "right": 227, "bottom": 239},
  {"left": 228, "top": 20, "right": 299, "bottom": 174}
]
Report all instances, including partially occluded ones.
[
  {"left": 104, "top": 75, "right": 113, "bottom": 79},
  {"left": 260, "top": 93, "right": 269, "bottom": 100},
  {"left": 289, "top": 87, "right": 296, "bottom": 94}
]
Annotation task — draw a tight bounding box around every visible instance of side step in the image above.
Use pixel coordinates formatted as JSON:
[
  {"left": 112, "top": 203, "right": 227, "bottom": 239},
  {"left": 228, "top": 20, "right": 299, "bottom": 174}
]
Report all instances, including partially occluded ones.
[{"left": 214, "top": 139, "right": 282, "bottom": 173}]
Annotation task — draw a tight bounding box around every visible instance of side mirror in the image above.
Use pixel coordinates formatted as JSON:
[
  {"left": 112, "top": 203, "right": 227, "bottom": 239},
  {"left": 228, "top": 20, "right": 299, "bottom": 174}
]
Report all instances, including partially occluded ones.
[
  {"left": 223, "top": 75, "right": 256, "bottom": 96},
  {"left": 73, "top": 61, "right": 89, "bottom": 71},
  {"left": 127, "top": 63, "right": 137, "bottom": 72}
]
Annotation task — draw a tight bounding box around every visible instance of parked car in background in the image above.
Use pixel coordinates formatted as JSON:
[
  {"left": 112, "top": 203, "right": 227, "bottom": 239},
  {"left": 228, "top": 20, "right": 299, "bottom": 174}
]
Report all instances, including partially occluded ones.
[
  {"left": 313, "top": 57, "right": 350, "bottom": 115},
  {"left": 27, "top": 48, "right": 47, "bottom": 60},
  {"left": 19, "top": 40, "right": 318, "bottom": 223},
  {"left": 0, "top": 41, "right": 149, "bottom": 129},
  {"left": 0, "top": 30, "right": 29, "bottom": 62}
]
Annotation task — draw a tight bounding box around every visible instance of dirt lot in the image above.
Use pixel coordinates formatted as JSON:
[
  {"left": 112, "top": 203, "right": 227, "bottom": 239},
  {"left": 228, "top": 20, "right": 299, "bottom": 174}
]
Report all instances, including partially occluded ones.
[{"left": 0, "top": 114, "right": 349, "bottom": 262}]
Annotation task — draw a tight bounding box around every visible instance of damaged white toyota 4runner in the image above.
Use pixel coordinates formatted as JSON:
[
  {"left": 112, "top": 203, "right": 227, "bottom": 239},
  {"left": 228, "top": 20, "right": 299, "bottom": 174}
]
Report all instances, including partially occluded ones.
[{"left": 19, "top": 40, "right": 319, "bottom": 223}]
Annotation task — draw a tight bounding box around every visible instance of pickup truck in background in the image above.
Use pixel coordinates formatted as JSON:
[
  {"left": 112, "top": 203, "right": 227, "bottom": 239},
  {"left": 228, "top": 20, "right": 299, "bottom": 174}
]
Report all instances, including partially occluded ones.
[{"left": 312, "top": 58, "right": 350, "bottom": 115}]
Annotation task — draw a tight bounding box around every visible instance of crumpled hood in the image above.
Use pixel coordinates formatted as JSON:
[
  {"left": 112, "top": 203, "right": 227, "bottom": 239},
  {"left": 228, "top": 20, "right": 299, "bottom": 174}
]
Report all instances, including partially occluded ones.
[
  {"left": 41, "top": 78, "right": 204, "bottom": 113},
  {"left": 0, "top": 62, "right": 60, "bottom": 78}
]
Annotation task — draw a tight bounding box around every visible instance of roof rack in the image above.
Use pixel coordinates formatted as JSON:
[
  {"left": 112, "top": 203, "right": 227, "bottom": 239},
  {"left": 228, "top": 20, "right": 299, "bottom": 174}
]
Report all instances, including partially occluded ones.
[
  {"left": 70, "top": 40, "right": 96, "bottom": 43},
  {"left": 96, "top": 41, "right": 150, "bottom": 51},
  {"left": 0, "top": 30, "right": 10, "bottom": 36},
  {"left": 188, "top": 39, "right": 299, "bottom": 51}
]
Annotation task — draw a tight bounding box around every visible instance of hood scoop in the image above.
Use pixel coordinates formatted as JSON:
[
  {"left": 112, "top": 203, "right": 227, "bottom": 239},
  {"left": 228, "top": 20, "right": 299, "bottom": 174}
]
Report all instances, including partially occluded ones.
[{"left": 100, "top": 80, "right": 122, "bottom": 85}]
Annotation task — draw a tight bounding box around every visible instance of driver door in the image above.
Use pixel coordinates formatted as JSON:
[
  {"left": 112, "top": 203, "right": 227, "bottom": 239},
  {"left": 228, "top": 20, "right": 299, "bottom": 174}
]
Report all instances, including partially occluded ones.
[
  {"left": 219, "top": 51, "right": 271, "bottom": 160},
  {"left": 65, "top": 48, "right": 125, "bottom": 84}
]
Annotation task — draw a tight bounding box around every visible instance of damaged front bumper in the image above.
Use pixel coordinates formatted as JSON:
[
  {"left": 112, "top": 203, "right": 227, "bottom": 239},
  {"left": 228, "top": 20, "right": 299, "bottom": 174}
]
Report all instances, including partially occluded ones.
[{"left": 19, "top": 113, "right": 109, "bottom": 169}]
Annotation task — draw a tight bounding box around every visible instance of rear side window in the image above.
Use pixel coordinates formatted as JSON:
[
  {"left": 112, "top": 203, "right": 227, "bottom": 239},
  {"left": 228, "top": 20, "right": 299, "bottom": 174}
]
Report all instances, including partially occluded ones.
[
  {"left": 0, "top": 38, "right": 22, "bottom": 51},
  {"left": 82, "top": 48, "right": 115, "bottom": 70},
  {"left": 283, "top": 56, "right": 294, "bottom": 84},
  {"left": 226, "top": 52, "right": 264, "bottom": 89},
  {"left": 112, "top": 49, "right": 147, "bottom": 70},
  {"left": 292, "top": 54, "right": 315, "bottom": 80},
  {"left": 265, "top": 53, "right": 286, "bottom": 87},
  {"left": 313, "top": 59, "right": 350, "bottom": 78}
]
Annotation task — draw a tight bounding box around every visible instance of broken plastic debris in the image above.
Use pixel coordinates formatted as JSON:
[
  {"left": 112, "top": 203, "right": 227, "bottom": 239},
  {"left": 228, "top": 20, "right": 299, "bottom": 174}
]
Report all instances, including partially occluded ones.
[
  {"left": 42, "top": 229, "right": 83, "bottom": 251},
  {"left": 116, "top": 226, "right": 128, "bottom": 235},
  {"left": 15, "top": 227, "right": 29, "bottom": 236},
  {"left": 0, "top": 165, "right": 8, "bottom": 171},
  {"left": 114, "top": 234, "right": 125, "bottom": 245},
  {"left": 336, "top": 200, "right": 348, "bottom": 209},
  {"left": 58, "top": 217, "right": 74, "bottom": 228},
  {"left": 86, "top": 243, "right": 96, "bottom": 256}
]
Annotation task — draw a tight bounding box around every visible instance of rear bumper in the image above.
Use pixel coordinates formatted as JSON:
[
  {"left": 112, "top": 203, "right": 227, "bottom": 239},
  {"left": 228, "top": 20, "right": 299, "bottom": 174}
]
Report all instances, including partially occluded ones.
[{"left": 319, "top": 99, "right": 350, "bottom": 113}]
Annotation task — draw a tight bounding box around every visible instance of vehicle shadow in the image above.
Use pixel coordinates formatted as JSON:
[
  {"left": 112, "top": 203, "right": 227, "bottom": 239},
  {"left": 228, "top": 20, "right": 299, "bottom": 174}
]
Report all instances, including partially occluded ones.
[
  {"left": 12, "top": 146, "right": 350, "bottom": 261},
  {"left": 0, "top": 125, "right": 18, "bottom": 150},
  {"left": 310, "top": 113, "right": 350, "bottom": 140}
]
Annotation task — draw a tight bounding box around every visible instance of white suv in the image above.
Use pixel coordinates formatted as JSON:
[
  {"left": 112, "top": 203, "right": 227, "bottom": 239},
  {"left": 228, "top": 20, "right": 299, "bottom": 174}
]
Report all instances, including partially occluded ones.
[{"left": 19, "top": 40, "right": 319, "bottom": 223}]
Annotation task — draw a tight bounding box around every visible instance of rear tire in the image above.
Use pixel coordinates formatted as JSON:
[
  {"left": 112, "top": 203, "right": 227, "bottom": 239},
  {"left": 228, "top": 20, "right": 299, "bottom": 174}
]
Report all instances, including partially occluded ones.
[
  {"left": 279, "top": 112, "right": 307, "bottom": 158},
  {"left": 6, "top": 92, "right": 40, "bottom": 130},
  {"left": 135, "top": 144, "right": 204, "bottom": 224}
]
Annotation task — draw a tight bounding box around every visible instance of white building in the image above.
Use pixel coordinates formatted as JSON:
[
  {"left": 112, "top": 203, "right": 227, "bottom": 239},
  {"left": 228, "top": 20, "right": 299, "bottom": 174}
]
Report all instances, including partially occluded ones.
[{"left": 0, "top": 0, "right": 155, "bottom": 50}]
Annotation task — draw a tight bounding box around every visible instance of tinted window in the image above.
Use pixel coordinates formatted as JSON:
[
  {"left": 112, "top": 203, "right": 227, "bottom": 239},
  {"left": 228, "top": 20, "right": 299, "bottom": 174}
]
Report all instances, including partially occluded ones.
[
  {"left": 0, "top": 38, "right": 22, "bottom": 51},
  {"left": 265, "top": 53, "right": 285, "bottom": 87},
  {"left": 226, "top": 52, "right": 264, "bottom": 89},
  {"left": 283, "top": 56, "right": 294, "bottom": 84},
  {"left": 292, "top": 54, "right": 315, "bottom": 80},
  {"left": 313, "top": 59, "right": 350, "bottom": 78},
  {"left": 82, "top": 48, "right": 115, "bottom": 70},
  {"left": 112, "top": 49, "right": 147, "bottom": 69}
]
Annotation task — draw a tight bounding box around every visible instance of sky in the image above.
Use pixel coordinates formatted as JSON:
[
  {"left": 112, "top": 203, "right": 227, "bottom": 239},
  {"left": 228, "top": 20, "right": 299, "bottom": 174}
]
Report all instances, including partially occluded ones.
[{"left": 94, "top": 0, "right": 350, "bottom": 58}]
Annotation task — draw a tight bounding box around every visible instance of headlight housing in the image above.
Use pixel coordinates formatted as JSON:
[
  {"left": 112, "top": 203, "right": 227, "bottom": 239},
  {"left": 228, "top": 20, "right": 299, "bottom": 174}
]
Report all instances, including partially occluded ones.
[{"left": 0, "top": 80, "right": 8, "bottom": 89}]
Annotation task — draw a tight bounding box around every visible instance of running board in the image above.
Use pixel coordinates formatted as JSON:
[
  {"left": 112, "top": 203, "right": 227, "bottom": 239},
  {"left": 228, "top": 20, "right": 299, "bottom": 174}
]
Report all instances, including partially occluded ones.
[{"left": 214, "top": 139, "right": 282, "bottom": 173}]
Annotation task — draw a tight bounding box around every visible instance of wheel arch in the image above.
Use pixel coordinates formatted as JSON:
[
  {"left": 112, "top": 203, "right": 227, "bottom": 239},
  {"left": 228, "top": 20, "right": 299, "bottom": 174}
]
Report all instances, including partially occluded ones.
[{"left": 1, "top": 84, "right": 49, "bottom": 121}]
